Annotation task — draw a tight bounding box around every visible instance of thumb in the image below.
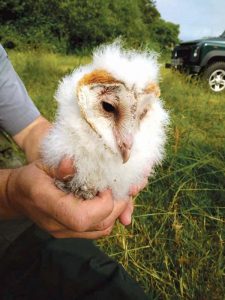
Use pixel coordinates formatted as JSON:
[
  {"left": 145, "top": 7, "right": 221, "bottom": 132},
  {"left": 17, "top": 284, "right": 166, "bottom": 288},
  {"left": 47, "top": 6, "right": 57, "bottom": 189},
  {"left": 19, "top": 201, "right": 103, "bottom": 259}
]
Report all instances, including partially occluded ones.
[
  {"left": 56, "top": 157, "right": 76, "bottom": 180},
  {"left": 37, "top": 157, "right": 75, "bottom": 180},
  {"left": 118, "top": 198, "right": 134, "bottom": 226}
]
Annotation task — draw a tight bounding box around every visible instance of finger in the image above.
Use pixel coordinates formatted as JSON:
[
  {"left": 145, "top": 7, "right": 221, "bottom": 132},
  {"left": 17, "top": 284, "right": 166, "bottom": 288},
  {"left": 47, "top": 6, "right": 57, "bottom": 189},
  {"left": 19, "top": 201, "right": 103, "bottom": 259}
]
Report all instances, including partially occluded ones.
[
  {"left": 56, "top": 158, "right": 76, "bottom": 180},
  {"left": 118, "top": 198, "right": 134, "bottom": 226},
  {"left": 36, "top": 187, "right": 114, "bottom": 232},
  {"left": 129, "top": 177, "right": 148, "bottom": 197},
  {"left": 129, "top": 185, "right": 139, "bottom": 197},
  {"left": 32, "top": 164, "right": 114, "bottom": 232},
  {"left": 19, "top": 177, "right": 114, "bottom": 237},
  {"left": 37, "top": 158, "right": 75, "bottom": 180},
  {"left": 139, "top": 177, "right": 148, "bottom": 191},
  {"left": 50, "top": 225, "right": 114, "bottom": 239},
  {"left": 92, "top": 198, "right": 129, "bottom": 231},
  {"left": 36, "top": 204, "right": 111, "bottom": 237},
  {"left": 73, "top": 189, "right": 115, "bottom": 231},
  {"left": 35, "top": 191, "right": 115, "bottom": 234}
]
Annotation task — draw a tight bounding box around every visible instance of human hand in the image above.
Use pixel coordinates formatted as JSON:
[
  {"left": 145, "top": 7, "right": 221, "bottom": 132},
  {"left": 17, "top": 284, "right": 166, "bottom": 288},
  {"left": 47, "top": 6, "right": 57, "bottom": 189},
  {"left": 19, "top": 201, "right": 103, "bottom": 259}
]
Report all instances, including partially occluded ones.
[
  {"left": 5, "top": 160, "right": 131, "bottom": 239},
  {"left": 56, "top": 158, "right": 148, "bottom": 227},
  {"left": 118, "top": 177, "right": 148, "bottom": 225},
  {"left": 129, "top": 177, "right": 148, "bottom": 197},
  {"left": 47, "top": 157, "right": 148, "bottom": 228},
  {"left": 48, "top": 157, "right": 137, "bottom": 229}
]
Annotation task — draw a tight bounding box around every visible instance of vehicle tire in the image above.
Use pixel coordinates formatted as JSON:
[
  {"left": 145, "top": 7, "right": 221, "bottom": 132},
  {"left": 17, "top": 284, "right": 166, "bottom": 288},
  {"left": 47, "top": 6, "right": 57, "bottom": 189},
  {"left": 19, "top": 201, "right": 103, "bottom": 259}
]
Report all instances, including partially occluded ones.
[{"left": 203, "top": 61, "right": 225, "bottom": 92}]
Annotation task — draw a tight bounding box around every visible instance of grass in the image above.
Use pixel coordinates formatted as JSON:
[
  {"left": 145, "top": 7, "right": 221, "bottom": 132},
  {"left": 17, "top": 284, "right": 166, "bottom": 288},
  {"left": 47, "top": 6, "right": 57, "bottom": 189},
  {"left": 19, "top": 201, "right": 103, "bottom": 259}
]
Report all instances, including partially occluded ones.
[{"left": 6, "top": 50, "right": 225, "bottom": 299}]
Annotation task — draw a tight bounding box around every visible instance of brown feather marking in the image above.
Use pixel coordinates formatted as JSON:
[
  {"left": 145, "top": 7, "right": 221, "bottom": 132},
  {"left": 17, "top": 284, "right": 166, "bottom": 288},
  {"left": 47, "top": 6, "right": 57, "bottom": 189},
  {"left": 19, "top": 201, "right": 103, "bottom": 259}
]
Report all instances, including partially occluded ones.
[
  {"left": 78, "top": 69, "right": 122, "bottom": 88},
  {"left": 139, "top": 108, "right": 148, "bottom": 120},
  {"left": 144, "top": 83, "right": 160, "bottom": 97},
  {"left": 99, "top": 85, "right": 120, "bottom": 97},
  {"left": 130, "top": 103, "right": 137, "bottom": 120}
]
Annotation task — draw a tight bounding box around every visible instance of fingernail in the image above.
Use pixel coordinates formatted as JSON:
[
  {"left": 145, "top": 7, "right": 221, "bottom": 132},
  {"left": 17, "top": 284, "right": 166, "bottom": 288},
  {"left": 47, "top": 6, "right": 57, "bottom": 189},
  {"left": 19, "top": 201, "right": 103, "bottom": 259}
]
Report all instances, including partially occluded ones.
[{"left": 125, "top": 215, "right": 131, "bottom": 226}]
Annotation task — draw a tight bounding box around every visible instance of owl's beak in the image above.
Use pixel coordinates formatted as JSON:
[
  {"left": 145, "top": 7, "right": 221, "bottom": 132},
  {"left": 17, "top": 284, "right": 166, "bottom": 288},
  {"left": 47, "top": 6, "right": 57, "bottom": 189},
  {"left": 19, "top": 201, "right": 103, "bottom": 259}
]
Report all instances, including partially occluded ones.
[
  {"left": 114, "top": 130, "right": 133, "bottom": 163},
  {"left": 120, "top": 144, "right": 132, "bottom": 163}
]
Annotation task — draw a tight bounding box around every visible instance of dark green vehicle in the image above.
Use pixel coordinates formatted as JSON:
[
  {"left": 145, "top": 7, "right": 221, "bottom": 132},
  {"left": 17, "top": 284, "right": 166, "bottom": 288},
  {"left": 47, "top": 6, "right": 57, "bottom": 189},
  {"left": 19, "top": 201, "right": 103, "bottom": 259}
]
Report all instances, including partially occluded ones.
[{"left": 166, "top": 30, "right": 225, "bottom": 92}]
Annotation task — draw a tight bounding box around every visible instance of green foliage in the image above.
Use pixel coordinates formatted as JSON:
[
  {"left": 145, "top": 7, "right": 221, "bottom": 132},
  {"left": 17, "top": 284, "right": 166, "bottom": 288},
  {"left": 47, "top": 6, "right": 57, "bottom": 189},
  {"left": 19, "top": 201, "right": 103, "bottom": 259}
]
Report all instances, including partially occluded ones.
[
  {"left": 151, "top": 19, "right": 180, "bottom": 48},
  {"left": 137, "top": 0, "right": 179, "bottom": 48},
  {"left": 5, "top": 50, "right": 225, "bottom": 299},
  {"left": 0, "top": 0, "right": 179, "bottom": 52}
]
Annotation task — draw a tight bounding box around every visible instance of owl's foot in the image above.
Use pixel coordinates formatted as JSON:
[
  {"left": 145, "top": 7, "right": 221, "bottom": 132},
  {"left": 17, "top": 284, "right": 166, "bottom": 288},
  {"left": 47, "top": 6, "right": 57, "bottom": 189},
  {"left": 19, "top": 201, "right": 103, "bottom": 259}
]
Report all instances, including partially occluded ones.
[
  {"left": 54, "top": 179, "right": 97, "bottom": 200},
  {"left": 74, "top": 188, "right": 97, "bottom": 200},
  {"left": 54, "top": 179, "right": 71, "bottom": 193}
]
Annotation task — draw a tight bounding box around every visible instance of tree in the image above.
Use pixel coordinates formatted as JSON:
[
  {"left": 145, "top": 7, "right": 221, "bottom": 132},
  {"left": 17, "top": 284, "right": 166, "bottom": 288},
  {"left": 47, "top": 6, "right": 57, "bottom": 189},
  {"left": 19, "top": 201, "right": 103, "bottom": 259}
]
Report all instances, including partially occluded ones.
[
  {"left": 0, "top": 0, "right": 179, "bottom": 52},
  {"left": 151, "top": 19, "right": 180, "bottom": 48}
]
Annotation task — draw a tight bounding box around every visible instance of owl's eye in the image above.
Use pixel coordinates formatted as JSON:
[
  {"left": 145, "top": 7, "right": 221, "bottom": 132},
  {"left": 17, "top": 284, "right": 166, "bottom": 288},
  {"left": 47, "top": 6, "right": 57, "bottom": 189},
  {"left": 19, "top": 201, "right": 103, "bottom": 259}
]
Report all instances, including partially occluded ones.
[{"left": 102, "top": 101, "right": 116, "bottom": 113}]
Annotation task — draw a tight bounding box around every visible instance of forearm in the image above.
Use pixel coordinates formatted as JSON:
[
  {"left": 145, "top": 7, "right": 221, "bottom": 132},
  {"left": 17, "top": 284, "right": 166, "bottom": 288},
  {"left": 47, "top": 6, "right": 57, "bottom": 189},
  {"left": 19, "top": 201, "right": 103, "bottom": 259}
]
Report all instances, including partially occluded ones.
[
  {"left": 13, "top": 116, "right": 51, "bottom": 162},
  {"left": 0, "top": 169, "right": 19, "bottom": 219},
  {"left": 0, "top": 117, "right": 51, "bottom": 219}
]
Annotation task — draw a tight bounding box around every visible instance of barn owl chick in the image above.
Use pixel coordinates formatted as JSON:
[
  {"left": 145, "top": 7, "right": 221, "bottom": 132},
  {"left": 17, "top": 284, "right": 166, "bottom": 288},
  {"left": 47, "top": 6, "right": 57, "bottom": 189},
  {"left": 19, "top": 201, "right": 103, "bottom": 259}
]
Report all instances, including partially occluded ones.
[{"left": 41, "top": 43, "right": 169, "bottom": 200}]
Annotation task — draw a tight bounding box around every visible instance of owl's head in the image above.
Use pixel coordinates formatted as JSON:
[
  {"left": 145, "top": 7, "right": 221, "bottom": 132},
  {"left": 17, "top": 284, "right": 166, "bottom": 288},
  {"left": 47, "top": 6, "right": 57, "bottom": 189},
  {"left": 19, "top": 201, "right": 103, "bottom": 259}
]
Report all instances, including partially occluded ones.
[{"left": 56, "top": 43, "right": 161, "bottom": 163}]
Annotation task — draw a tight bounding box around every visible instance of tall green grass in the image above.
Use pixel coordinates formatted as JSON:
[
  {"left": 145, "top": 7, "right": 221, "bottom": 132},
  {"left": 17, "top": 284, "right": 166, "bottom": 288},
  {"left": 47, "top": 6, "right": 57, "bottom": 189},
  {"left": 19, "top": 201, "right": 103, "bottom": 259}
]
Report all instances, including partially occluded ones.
[
  {"left": 10, "top": 51, "right": 90, "bottom": 121},
  {"left": 7, "top": 51, "right": 225, "bottom": 299}
]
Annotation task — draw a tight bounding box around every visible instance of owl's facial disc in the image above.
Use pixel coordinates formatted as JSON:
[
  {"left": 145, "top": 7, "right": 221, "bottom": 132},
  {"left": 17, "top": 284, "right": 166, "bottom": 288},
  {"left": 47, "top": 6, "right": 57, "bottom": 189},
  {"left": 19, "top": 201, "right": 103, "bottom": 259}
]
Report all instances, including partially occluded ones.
[
  {"left": 99, "top": 87, "right": 135, "bottom": 163},
  {"left": 77, "top": 69, "right": 158, "bottom": 163}
]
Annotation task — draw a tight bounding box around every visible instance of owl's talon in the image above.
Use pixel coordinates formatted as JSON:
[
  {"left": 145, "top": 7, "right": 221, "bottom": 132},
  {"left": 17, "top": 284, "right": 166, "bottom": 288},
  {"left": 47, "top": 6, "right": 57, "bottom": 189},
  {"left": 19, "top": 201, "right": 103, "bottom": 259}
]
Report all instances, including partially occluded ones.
[{"left": 54, "top": 179, "right": 71, "bottom": 193}]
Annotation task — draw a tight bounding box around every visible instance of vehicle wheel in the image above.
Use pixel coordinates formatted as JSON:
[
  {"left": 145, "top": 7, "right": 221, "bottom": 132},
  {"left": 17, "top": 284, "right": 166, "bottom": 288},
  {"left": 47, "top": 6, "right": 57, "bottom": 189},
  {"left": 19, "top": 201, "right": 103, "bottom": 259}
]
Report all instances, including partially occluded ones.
[{"left": 203, "top": 61, "right": 225, "bottom": 92}]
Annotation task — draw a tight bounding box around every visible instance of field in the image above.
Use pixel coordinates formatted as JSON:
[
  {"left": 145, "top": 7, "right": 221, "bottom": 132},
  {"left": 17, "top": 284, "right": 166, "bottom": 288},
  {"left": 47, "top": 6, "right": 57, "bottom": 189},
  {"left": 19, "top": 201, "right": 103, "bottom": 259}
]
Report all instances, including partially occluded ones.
[{"left": 7, "top": 50, "right": 225, "bottom": 299}]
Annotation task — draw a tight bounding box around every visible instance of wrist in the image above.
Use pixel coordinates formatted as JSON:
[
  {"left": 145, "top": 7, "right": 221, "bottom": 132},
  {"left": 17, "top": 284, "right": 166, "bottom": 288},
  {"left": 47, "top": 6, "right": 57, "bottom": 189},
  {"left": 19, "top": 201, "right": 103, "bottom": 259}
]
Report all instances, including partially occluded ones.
[{"left": 0, "top": 168, "right": 21, "bottom": 219}]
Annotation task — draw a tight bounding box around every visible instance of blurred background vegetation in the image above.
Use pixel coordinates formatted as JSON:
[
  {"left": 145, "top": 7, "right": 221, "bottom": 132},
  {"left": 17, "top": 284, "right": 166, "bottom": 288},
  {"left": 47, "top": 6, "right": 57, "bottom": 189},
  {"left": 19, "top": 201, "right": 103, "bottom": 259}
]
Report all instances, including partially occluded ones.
[{"left": 0, "top": 0, "right": 179, "bottom": 53}]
